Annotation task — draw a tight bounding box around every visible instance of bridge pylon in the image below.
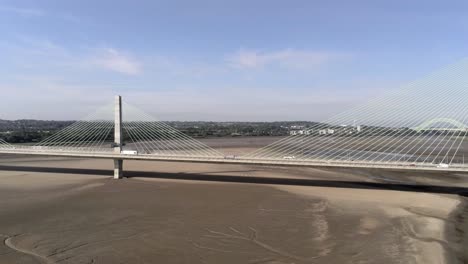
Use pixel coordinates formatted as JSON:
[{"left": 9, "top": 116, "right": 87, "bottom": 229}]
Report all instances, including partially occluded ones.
[{"left": 114, "top": 95, "right": 123, "bottom": 179}]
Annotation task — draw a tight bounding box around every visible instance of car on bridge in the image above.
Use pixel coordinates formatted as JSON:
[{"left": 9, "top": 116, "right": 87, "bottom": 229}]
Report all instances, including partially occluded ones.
[{"left": 121, "top": 150, "right": 138, "bottom": 155}]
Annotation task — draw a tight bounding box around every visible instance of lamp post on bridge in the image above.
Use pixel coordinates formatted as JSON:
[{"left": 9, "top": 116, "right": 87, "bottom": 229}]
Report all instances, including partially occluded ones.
[{"left": 114, "top": 95, "right": 123, "bottom": 179}]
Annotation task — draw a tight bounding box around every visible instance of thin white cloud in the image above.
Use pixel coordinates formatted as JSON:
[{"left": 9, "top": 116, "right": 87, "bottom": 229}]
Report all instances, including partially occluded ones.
[
  {"left": 91, "top": 48, "right": 142, "bottom": 76},
  {"left": 227, "top": 49, "right": 347, "bottom": 70},
  {"left": 0, "top": 6, "right": 44, "bottom": 17},
  {"left": 2, "top": 37, "right": 143, "bottom": 76},
  {"left": 15, "top": 35, "right": 69, "bottom": 56},
  {"left": 0, "top": 5, "right": 83, "bottom": 23}
]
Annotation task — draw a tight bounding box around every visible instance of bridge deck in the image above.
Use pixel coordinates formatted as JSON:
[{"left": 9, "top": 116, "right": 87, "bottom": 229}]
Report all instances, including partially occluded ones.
[{"left": 1, "top": 149, "right": 467, "bottom": 173}]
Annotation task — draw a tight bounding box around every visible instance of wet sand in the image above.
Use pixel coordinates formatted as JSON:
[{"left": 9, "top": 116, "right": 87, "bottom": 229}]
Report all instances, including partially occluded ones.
[{"left": 0, "top": 137, "right": 467, "bottom": 263}]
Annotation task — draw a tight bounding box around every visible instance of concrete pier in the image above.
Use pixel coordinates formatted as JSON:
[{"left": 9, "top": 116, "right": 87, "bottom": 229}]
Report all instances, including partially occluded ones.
[
  {"left": 114, "top": 95, "right": 123, "bottom": 179},
  {"left": 114, "top": 159, "right": 123, "bottom": 179}
]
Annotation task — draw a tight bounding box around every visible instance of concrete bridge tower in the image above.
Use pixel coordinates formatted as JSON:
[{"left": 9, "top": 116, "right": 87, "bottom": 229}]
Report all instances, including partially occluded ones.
[{"left": 114, "top": 95, "right": 123, "bottom": 179}]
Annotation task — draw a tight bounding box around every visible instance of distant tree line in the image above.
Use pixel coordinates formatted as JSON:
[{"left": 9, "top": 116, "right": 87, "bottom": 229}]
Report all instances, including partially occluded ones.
[
  {"left": 0, "top": 120, "right": 74, "bottom": 143},
  {"left": 2, "top": 119, "right": 463, "bottom": 144},
  {"left": 166, "top": 121, "right": 319, "bottom": 138},
  {"left": 0, "top": 120, "right": 319, "bottom": 143}
]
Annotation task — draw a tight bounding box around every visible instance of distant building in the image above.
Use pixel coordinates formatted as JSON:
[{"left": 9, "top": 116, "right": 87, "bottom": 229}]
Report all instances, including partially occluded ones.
[
  {"left": 290, "top": 125, "right": 305, "bottom": 130},
  {"left": 290, "top": 130, "right": 303, "bottom": 136},
  {"left": 289, "top": 124, "right": 362, "bottom": 136},
  {"left": 290, "top": 128, "right": 313, "bottom": 136},
  {"left": 318, "top": 128, "right": 335, "bottom": 135}
]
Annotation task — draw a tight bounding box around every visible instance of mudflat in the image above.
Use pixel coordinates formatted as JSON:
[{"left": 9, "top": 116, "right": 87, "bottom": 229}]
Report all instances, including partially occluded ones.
[{"left": 0, "top": 137, "right": 467, "bottom": 263}]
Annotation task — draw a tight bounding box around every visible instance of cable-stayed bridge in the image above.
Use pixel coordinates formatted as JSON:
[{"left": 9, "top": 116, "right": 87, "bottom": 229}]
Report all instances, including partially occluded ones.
[{"left": 2, "top": 60, "right": 468, "bottom": 178}]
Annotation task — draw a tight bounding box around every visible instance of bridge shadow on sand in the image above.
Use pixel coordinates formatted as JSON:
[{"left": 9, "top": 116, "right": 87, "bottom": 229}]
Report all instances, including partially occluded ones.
[{"left": 0, "top": 165, "right": 467, "bottom": 197}]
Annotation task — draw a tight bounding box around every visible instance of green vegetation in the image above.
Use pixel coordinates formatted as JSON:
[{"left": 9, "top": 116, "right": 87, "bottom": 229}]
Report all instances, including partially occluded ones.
[
  {"left": 0, "top": 120, "right": 317, "bottom": 143},
  {"left": 0, "top": 120, "right": 73, "bottom": 143}
]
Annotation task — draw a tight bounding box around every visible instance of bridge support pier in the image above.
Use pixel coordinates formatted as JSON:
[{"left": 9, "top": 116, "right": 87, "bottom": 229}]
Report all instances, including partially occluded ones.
[
  {"left": 114, "top": 95, "right": 123, "bottom": 179},
  {"left": 114, "top": 159, "right": 123, "bottom": 179}
]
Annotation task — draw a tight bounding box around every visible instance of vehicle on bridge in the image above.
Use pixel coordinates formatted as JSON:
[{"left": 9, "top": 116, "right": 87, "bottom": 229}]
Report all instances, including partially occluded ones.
[
  {"left": 121, "top": 150, "right": 138, "bottom": 155},
  {"left": 437, "top": 163, "right": 449, "bottom": 168}
]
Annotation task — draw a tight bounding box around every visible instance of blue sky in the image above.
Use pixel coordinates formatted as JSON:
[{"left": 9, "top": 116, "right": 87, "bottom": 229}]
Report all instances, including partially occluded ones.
[{"left": 1, "top": 0, "right": 468, "bottom": 121}]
